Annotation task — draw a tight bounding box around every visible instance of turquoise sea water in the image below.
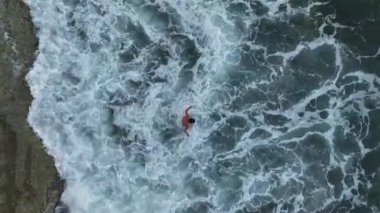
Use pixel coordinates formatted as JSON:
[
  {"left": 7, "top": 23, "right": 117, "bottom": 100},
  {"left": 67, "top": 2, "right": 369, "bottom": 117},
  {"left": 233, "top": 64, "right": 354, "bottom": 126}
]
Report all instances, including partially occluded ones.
[{"left": 26, "top": 0, "right": 380, "bottom": 212}]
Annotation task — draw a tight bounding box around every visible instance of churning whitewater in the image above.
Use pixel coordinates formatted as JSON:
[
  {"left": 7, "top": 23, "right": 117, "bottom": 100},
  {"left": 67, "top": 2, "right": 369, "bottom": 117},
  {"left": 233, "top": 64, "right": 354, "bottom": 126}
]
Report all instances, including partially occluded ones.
[{"left": 26, "top": 0, "right": 380, "bottom": 212}]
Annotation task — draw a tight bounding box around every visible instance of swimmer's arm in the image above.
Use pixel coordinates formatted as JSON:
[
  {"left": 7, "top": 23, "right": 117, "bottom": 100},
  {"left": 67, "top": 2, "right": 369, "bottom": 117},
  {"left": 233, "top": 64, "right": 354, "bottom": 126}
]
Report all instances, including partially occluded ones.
[{"left": 185, "top": 106, "right": 192, "bottom": 116}]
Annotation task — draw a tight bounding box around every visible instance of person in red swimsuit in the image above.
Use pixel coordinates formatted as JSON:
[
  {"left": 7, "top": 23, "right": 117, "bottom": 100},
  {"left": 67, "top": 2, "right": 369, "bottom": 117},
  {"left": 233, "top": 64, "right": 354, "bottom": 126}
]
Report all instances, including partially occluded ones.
[{"left": 182, "top": 106, "right": 195, "bottom": 136}]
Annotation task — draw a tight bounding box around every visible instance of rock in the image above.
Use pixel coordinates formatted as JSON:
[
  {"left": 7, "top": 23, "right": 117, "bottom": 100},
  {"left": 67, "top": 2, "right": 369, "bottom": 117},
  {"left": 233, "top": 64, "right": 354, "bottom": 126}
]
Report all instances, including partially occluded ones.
[{"left": 0, "top": 0, "right": 63, "bottom": 213}]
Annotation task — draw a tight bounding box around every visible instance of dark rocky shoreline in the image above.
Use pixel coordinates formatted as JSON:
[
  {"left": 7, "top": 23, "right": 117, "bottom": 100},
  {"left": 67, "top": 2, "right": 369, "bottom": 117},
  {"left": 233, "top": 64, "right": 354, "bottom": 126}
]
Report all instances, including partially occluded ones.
[{"left": 0, "top": 0, "right": 63, "bottom": 212}]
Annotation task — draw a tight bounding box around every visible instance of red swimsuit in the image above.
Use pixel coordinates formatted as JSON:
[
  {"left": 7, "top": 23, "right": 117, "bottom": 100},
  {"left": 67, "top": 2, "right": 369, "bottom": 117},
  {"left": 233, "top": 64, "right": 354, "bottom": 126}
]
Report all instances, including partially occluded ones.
[{"left": 182, "top": 106, "right": 192, "bottom": 136}]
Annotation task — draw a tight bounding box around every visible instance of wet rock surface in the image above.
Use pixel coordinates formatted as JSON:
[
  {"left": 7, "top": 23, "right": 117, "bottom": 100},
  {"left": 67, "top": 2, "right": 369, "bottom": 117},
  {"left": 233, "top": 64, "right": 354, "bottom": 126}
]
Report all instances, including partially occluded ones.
[{"left": 0, "top": 0, "right": 63, "bottom": 212}]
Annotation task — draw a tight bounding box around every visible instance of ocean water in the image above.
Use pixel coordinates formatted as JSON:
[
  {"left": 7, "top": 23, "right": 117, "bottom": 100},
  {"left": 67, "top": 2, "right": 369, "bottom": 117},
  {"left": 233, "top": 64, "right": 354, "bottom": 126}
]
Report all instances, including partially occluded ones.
[{"left": 25, "top": 0, "right": 380, "bottom": 212}]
